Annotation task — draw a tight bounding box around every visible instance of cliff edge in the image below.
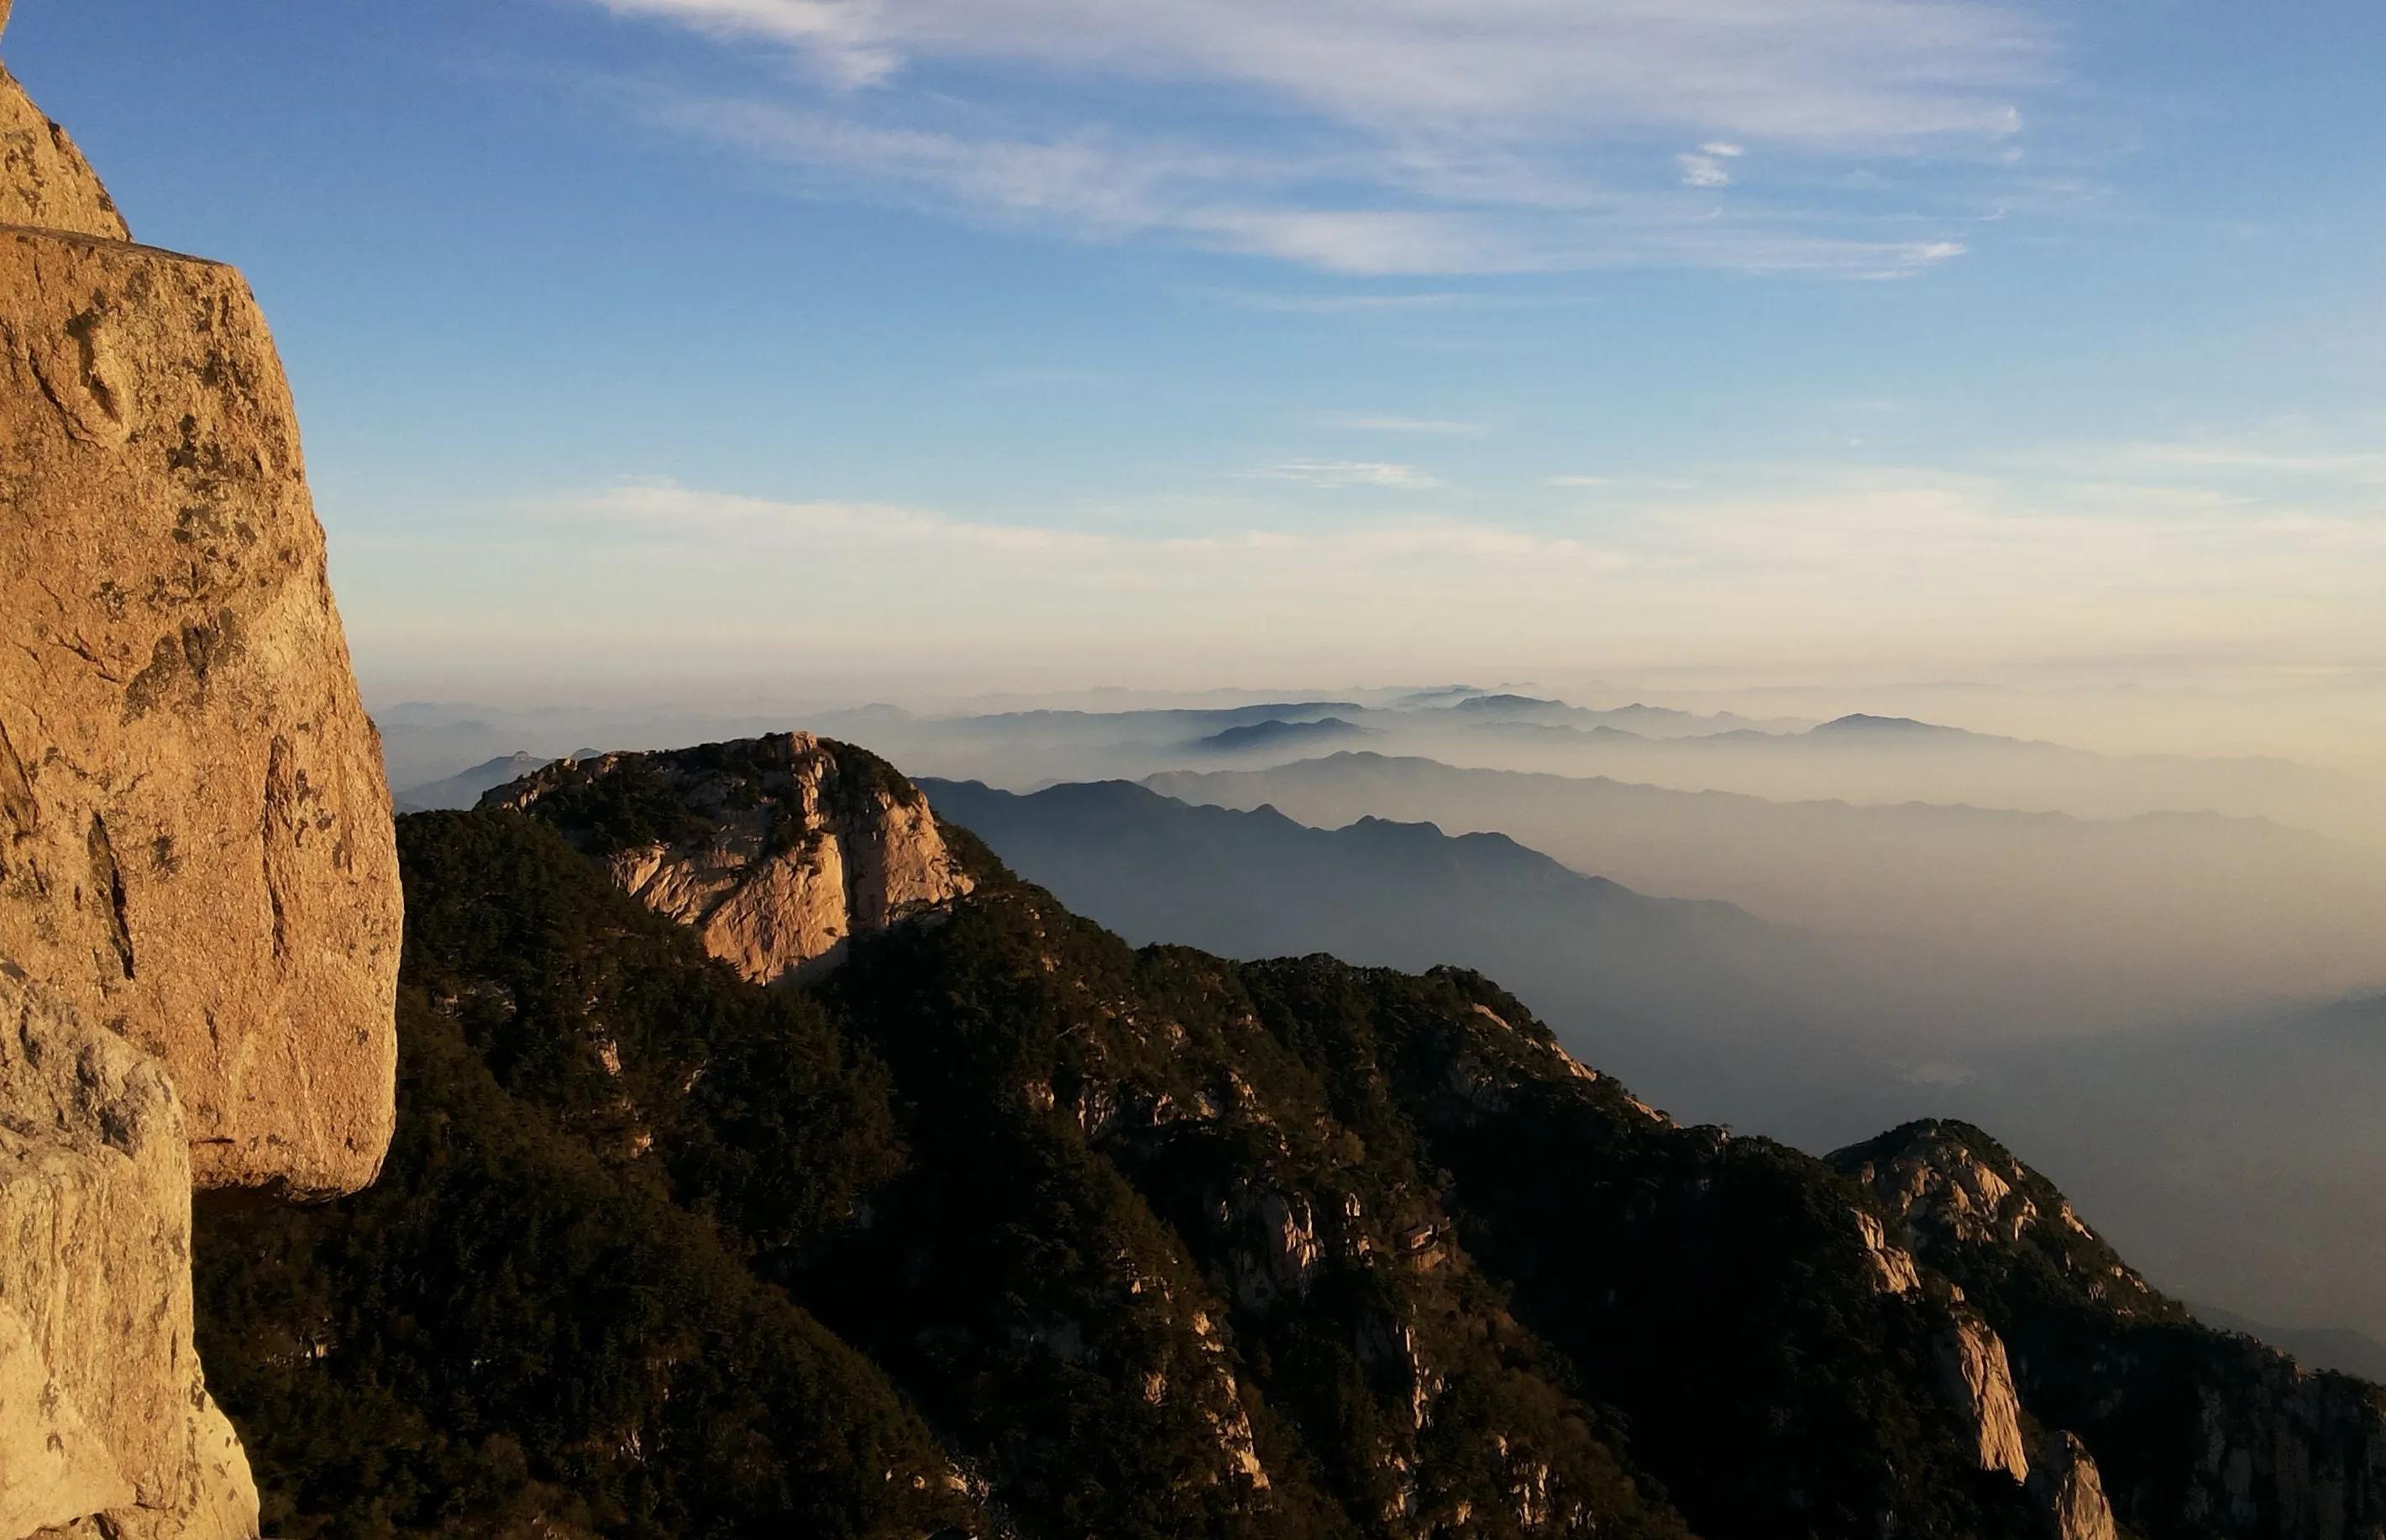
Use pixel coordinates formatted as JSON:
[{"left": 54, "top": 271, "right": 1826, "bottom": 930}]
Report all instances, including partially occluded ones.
[{"left": 0, "top": 9, "right": 402, "bottom": 1535}]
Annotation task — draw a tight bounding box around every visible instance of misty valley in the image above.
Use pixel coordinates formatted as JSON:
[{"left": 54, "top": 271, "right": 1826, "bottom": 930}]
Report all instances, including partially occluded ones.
[
  {"left": 374, "top": 690, "right": 2386, "bottom": 1381},
  {"left": 8, "top": 2, "right": 2386, "bottom": 1537}
]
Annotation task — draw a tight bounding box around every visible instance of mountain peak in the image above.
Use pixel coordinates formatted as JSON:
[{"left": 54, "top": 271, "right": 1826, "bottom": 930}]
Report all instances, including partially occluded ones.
[
  {"left": 488, "top": 733, "right": 974, "bottom": 983},
  {"left": 1814, "top": 713, "right": 1956, "bottom": 736}
]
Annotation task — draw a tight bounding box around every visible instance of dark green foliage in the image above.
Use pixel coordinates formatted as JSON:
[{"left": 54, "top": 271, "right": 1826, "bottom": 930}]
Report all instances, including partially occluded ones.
[
  {"left": 485, "top": 751, "right": 726, "bottom": 851},
  {"left": 486, "top": 736, "right": 925, "bottom": 859},
  {"left": 391, "top": 810, "right": 907, "bottom": 1262},
  {"left": 814, "top": 883, "right": 1691, "bottom": 1540},
  {"left": 193, "top": 986, "right": 980, "bottom": 1540},
  {"left": 193, "top": 792, "right": 2113, "bottom": 1540},
  {"left": 1227, "top": 962, "right": 2041, "bottom": 1540}
]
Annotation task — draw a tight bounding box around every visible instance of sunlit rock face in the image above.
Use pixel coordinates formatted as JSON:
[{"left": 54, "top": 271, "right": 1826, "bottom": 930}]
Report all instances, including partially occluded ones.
[
  {"left": 2032, "top": 1432, "right": 2119, "bottom": 1540},
  {"left": 0, "top": 6, "right": 403, "bottom": 1531},
  {"left": 1940, "top": 1311, "right": 2032, "bottom": 1483},
  {"left": 488, "top": 733, "right": 975, "bottom": 984},
  {"left": 0, "top": 61, "right": 123, "bottom": 238},
  {"left": 1838, "top": 1118, "right": 2386, "bottom": 1540}
]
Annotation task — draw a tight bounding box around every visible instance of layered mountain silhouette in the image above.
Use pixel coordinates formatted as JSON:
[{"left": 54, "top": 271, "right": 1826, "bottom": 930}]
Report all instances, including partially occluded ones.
[
  {"left": 918, "top": 776, "right": 1885, "bottom": 1129},
  {"left": 191, "top": 737, "right": 2386, "bottom": 1540},
  {"left": 1147, "top": 752, "right": 2386, "bottom": 1026},
  {"left": 1437, "top": 708, "right": 2381, "bottom": 844},
  {"left": 1196, "top": 716, "right": 1374, "bottom": 754},
  {"left": 393, "top": 751, "right": 558, "bottom": 812}
]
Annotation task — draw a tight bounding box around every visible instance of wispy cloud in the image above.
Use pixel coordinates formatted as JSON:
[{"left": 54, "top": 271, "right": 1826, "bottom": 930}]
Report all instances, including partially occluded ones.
[
  {"left": 2120, "top": 443, "right": 2386, "bottom": 484},
  {"left": 590, "top": 0, "right": 2050, "bottom": 142},
  {"left": 1251, "top": 460, "right": 1445, "bottom": 490},
  {"left": 1677, "top": 152, "right": 1736, "bottom": 188},
  {"left": 1203, "top": 289, "right": 1521, "bottom": 315},
  {"left": 1323, "top": 414, "right": 1487, "bottom": 437},
  {"left": 582, "top": 0, "right": 2058, "bottom": 275}
]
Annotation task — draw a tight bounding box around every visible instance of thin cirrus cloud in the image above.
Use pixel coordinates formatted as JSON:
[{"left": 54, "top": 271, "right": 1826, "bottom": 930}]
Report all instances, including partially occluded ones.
[
  {"left": 582, "top": 0, "right": 2059, "bottom": 276},
  {"left": 1251, "top": 460, "right": 1445, "bottom": 490},
  {"left": 1323, "top": 414, "right": 1487, "bottom": 437}
]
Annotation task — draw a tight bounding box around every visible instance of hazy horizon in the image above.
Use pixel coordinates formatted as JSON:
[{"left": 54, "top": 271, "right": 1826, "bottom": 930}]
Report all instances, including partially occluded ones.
[{"left": 13, "top": 1, "right": 2383, "bottom": 768}]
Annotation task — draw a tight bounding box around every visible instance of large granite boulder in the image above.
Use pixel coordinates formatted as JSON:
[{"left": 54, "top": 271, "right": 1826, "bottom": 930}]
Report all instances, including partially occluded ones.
[{"left": 0, "top": 11, "right": 401, "bottom": 1534}]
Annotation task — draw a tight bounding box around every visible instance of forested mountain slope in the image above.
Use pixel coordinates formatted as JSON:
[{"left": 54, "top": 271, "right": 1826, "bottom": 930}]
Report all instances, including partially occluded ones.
[{"left": 191, "top": 739, "right": 2386, "bottom": 1540}]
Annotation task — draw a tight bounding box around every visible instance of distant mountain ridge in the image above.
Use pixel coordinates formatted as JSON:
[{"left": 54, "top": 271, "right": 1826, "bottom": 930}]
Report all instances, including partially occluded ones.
[
  {"left": 395, "top": 751, "right": 558, "bottom": 812},
  {"left": 1196, "top": 716, "right": 1373, "bottom": 753},
  {"left": 919, "top": 775, "right": 1880, "bottom": 1128},
  {"left": 1146, "top": 751, "right": 2386, "bottom": 1028},
  {"left": 191, "top": 736, "right": 2386, "bottom": 1540}
]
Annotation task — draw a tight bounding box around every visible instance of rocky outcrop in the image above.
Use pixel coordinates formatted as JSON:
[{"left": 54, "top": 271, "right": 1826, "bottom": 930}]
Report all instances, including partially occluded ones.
[
  {"left": 1854, "top": 1207, "right": 1922, "bottom": 1295},
  {"left": 1223, "top": 1187, "right": 1320, "bottom": 1310},
  {"left": 0, "top": 970, "right": 258, "bottom": 1539},
  {"left": 1841, "top": 1119, "right": 2172, "bottom": 1319},
  {"left": 2, "top": 65, "right": 124, "bottom": 240},
  {"left": 2032, "top": 1432, "right": 2118, "bottom": 1540},
  {"left": 488, "top": 734, "right": 973, "bottom": 983},
  {"left": 0, "top": 10, "right": 402, "bottom": 1534},
  {"left": 1941, "top": 1311, "right": 2032, "bottom": 1482},
  {"left": 1838, "top": 1119, "right": 2386, "bottom": 1540}
]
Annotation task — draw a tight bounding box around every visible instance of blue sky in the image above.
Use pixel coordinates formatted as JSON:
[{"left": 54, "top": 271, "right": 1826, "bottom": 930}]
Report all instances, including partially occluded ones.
[{"left": 11, "top": 0, "right": 2386, "bottom": 707}]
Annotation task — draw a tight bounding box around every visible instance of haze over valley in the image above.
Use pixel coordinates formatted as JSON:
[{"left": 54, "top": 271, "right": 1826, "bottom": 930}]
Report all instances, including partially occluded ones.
[
  {"left": 370, "top": 678, "right": 2386, "bottom": 1359},
  {"left": 9, "top": 1, "right": 2385, "bottom": 1537}
]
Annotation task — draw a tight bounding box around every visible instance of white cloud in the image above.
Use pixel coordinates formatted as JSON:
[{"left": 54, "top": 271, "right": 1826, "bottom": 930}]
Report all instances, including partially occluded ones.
[
  {"left": 591, "top": 0, "right": 2048, "bottom": 144},
  {"left": 1252, "top": 460, "right": 1445, "bottom": 490},
  {"left": 1677, "top": 153, "right": 1734, "bottom": 188},
  {"left": 1544, "top": 474, "right": 1611, "bottom": 488},
  {"left": 584, "top": 0, "right": 2047, "bottom": 275},
  {"left": 1323, "top": 414, "right": 1487, "bottom": 437}
]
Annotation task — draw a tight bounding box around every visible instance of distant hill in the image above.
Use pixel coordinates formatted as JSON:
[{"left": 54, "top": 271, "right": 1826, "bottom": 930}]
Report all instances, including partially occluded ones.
[
  {"left": 396, "top": 751, "right": 557, "bottom": 811},
  {"left": 1432, "top": 710, "right": 2383, "bottom": 846},
  {"left": 1193, "top": 715, "right": 1372, "bottom": 754},
  {"left": 1439, "top": 693, "right": 1798, "bottom": 738},
  {"left": 1146, "top": 752, "right": 2386, "bottom": 1029},
  {"left": 921, "top": 776, "right": 1888, "bottom": 1129}
]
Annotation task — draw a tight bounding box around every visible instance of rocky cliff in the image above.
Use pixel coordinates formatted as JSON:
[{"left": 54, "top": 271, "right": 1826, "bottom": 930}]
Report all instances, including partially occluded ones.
[
  {"left": 485, "top": 734, "right": 972, "bottom": 982},
  {"left": 0, "top": 11, "right": 402, "bottom": 1535},
  {"left": 1836, "top": 1120, "right": 2386, "bottom": 1540}
]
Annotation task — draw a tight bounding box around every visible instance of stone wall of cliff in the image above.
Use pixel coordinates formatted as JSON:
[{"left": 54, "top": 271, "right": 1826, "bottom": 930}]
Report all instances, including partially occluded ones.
[{"left": 0, "top": 9, "right": 402, "bottom": 1534}]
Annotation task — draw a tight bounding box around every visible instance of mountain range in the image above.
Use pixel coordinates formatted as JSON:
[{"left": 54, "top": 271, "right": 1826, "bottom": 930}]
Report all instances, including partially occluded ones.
[
  {"left": 1146, "top": 752, "right": 2386, "bottom": 1028},
  {"left": 924, "top": 773, "right": 2386, "bottom": 1362},
  {"left": 187, "top": 736, "right": 2386, "bottom": 1539},
  {"left": 918, "top": 776, "right": 1890, "bottom": 1133}
]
